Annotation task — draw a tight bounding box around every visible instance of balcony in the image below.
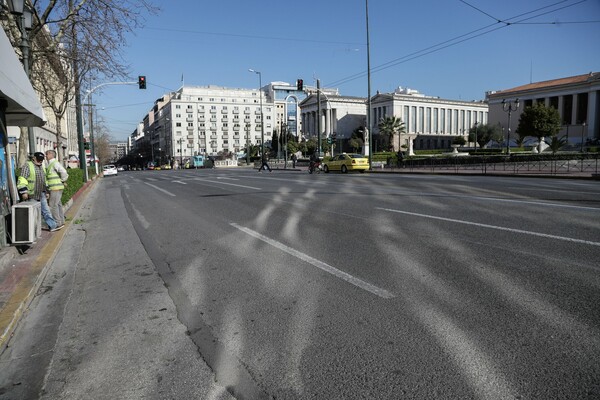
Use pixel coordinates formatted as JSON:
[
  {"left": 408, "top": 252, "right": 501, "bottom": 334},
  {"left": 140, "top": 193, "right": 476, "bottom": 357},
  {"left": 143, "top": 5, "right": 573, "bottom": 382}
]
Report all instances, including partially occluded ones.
[
  {"left": 187, "top": 134, "right": 194, "bottom": 139},
  {"left": 244, "top": 109, "right": 250, "bottom": 114},
  {"left": 210, "top": 109, "right": 217, "bottom": 113},
  {"left": 233, "top": 126, "right": 240, "bottom": 131},
  {"left": 198, "top": 117, "right": 205, "bottom": 122},
  {"left": 210, "top": 135, "right": 217, "bottom": 140},
  {"left": 210, "top": 126, "right": 217, "bottom": 131},
  {"left": 186, "top": 117, "right": 194, "bottom": 122},
  {"left": 187, "top": 126, "right": 194, "bottom": 131},
  {"left": 221, "top": 109, "right": 228, "bottom": 114},
  {"left": 233, "top": 109, "right": 239, "bottom": 114}
]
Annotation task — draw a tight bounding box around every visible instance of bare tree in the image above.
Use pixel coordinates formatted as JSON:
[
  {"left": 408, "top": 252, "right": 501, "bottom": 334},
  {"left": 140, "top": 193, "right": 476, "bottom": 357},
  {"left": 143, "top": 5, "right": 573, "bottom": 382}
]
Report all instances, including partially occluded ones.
[{"left": 7, "top": 0, "right": 159, "bottom": 165}]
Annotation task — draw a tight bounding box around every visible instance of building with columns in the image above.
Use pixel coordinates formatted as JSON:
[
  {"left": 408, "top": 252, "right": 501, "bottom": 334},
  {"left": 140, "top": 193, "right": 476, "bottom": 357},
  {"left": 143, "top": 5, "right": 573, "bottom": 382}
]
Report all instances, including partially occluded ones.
[
  {"left": 370, "top": 87, "right": 489, "bottom": 153},
  {"left": 299, "top": 92, "right": 367, "bottom": 142},
  {"left": 486, "top": 72, "right": 600, "bottom": 146}
]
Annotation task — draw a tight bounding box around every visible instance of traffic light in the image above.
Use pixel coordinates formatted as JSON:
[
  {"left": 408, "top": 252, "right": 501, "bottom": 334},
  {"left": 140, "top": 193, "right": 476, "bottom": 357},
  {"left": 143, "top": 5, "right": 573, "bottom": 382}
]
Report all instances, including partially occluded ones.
[
  {"left": 84, "top": 141, "right": 90, "bottom": 150},
  {"left": 138, "top": 75, "right": 146, "bottom": 89},
  {"left": 296, "top": 79, "right": 303, "bottom": 91}
]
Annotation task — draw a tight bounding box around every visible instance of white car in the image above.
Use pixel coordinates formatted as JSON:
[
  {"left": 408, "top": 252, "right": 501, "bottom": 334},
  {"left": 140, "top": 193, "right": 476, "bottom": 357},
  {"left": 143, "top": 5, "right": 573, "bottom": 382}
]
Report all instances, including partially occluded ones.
[{"left": 103, "top": 164, "right": 118, "bottom": 177}]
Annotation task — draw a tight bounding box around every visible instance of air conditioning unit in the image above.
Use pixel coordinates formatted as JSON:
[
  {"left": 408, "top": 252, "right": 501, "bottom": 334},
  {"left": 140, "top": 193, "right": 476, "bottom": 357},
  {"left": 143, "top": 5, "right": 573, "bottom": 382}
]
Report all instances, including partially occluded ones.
[{"left": 12, "top": 201, "right": 42, "bottom": 244}]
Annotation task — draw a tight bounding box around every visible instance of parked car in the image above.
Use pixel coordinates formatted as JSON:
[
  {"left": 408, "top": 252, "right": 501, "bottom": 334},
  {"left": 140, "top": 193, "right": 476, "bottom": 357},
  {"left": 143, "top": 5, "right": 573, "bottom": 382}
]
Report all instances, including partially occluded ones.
[
  {"left": 322, "top": 153, "right": 369, "bottom": 173},
  {"left": 102, "top": 164, "right": 118, "bottom": 176}
]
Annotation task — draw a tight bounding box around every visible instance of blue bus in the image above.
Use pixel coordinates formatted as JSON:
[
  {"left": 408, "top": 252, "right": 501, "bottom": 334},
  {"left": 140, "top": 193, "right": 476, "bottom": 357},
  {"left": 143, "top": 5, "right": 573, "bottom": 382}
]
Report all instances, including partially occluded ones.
[{"left": 191, "top": 155, "right": 204, "bottom": 168}]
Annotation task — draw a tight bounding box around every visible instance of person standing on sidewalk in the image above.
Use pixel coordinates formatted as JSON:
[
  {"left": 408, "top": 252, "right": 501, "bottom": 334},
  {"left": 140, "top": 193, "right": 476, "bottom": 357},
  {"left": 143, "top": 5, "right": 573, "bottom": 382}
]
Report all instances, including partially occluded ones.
[
  {"left": 17, "top": 152, "right": 61, "bottom": 232},
  {"left": 45, "top": 150, "right": 68, "bottom": 228}
]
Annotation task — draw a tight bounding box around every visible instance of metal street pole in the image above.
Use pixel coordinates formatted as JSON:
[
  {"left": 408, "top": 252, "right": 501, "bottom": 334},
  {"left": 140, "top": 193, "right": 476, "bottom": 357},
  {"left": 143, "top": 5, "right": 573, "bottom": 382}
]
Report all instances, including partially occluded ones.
[
  {"left": 317, "top": 79, "right": 322, "bottom": 156},
  {"left": 474, "top": 122, "right": 478, "bottom": 151},
  {"left": 249, "top": 69, "right": 265, "bottom": 159},
  {"left": 581, "top": 122, "right": 586, "bottom": 153},
  {"left": 502, "top": 98, "right": 519, "bottom": 155},
  {"left": 365, "top": 0, "right": 373, "bottom": 169}
]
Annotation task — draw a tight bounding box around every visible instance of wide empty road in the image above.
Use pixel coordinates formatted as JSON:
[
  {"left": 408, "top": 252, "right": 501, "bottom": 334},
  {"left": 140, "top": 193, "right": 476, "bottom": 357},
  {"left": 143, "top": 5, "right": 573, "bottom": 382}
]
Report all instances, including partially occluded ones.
[
  {"left": 10, "top": 168, "right": 596, "bottom": 399},
  {"left": 110, "top": 168, "right": 599, "bottom": 399}
]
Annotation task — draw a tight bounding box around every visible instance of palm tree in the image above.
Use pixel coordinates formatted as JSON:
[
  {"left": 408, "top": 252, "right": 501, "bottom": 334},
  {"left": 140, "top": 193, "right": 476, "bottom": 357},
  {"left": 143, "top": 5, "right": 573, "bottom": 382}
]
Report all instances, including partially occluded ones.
[
  {"left": 544, "top": 134, "right": 568, "bottom": 154},
  {"left": 378, "top": 116, "right": 406, "bottom": 151}
]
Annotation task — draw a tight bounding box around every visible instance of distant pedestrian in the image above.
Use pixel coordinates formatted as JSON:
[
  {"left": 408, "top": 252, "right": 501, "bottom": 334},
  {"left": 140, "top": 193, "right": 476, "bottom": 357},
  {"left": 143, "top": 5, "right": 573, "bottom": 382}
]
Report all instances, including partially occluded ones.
[
  {"left": 291, "top": 153, "right": 297, "bottom": 168},
  {"left": 17, "top": 152, "right": 60, "bottom": 232},
  {"left": 258, "top": 155, "right": 272, "bottom": 172},
  {"left": 45, "top": 150, "right": 68, "bottom": 227},
  {"left": 397, "top": 150, "right": 405, "bottom": 168}
]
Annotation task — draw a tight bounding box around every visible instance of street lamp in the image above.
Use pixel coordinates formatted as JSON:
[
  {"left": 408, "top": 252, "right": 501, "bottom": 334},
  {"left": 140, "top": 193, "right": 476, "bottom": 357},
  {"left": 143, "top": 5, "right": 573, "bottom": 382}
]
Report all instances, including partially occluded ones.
[
  {"left": 8, "top": 0, "right": 36, "bottom": 154},
  {"left": 248, "top": 69, "right": 265, "bottom": 159},
  {"left": 502, "top": 98, "right": 519, "bottom": 155},
  {"left": 178, "top": 139, "right": 183, "bottom": 167},
  {"left": 474, "top": 121, "right": 478, "bottom": 151}
]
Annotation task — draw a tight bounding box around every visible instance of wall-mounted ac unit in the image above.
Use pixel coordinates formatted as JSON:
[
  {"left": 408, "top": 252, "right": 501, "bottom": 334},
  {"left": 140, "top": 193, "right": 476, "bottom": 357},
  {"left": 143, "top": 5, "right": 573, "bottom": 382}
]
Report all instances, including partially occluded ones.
[{"left": 12, "top": 201, "right": 42, "bottom": 244}]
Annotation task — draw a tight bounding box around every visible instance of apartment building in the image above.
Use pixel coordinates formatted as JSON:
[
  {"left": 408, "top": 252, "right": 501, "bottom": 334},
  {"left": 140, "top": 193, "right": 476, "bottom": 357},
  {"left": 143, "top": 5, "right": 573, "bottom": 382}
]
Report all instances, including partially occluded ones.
[{"left": 145, "top": 86, "right": 274, "bottom": 163}]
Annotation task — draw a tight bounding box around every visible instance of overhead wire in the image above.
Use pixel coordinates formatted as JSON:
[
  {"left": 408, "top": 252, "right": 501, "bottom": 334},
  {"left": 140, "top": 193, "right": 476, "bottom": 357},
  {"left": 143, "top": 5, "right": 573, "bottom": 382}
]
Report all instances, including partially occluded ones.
[{"left": 325, "top": 0, "right": 590, "bottom": 88}]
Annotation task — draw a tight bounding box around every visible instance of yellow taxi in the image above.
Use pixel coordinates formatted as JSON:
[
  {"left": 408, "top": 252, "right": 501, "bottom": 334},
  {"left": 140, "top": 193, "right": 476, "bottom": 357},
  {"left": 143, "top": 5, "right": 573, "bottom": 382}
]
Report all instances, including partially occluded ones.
[{"left": 322, "top": 153, "right": 369, "bottom": 173}]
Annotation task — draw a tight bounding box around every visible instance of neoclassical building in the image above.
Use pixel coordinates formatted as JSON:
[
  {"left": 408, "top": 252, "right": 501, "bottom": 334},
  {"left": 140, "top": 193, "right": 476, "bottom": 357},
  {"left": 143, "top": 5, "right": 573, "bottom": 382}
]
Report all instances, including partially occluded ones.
[
  {"left": 487, "top": 72, "right": 600, "bottom": 146},
  {"left": 299, "top": 92, "right": 367, "bottom": 141},
  {"left": 370, "top": 87, "right": 489, "bottom": 153}
]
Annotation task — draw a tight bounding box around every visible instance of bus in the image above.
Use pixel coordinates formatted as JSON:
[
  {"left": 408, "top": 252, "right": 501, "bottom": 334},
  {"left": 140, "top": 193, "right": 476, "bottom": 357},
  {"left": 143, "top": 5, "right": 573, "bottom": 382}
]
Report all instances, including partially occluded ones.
[{"left": 190, "top": 155, "right": 204, "bottom": 168}]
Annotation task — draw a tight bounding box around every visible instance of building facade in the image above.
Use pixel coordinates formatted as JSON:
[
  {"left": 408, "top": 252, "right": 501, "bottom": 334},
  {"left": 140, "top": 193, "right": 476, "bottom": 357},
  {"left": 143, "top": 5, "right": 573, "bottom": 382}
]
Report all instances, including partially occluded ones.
[
  {"left": 486, "top": 72, "right": 600, "bottom": 146},
  {"left": 299, "top": 92, "right": 367, "bottom": 142},
  {"left": 265, "top": 82, "right": 307, "bottom": 140},
  {"left": 371, "top": 87, "right": 489, "bottom": 152},
  {"left": 143, "top": 86, "right": 274, "bottom": 164}
]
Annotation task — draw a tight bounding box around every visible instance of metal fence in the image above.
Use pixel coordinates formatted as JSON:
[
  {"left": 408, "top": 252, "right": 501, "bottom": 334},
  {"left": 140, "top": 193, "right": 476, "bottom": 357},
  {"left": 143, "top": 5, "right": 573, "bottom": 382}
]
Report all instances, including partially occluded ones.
[{"left": 386, "top": 155, "right": 600, "bottom": 176}]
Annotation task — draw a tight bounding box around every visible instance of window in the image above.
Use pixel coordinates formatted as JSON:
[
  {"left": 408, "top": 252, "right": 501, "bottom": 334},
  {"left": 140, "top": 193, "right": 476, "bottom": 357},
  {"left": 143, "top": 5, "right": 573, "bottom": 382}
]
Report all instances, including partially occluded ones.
[{"left": 176, "top": 122, "right": 182, "bottom": 127}]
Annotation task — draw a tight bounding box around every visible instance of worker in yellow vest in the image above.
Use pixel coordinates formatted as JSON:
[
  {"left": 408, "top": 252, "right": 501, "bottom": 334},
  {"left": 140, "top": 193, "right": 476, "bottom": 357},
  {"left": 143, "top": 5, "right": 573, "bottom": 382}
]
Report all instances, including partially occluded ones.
[
  {"left": 45, "top": 150, "right": 69, "bottom": 227},
  {"left": 17, "top": 152, "right": 61, "bottom": 232}
]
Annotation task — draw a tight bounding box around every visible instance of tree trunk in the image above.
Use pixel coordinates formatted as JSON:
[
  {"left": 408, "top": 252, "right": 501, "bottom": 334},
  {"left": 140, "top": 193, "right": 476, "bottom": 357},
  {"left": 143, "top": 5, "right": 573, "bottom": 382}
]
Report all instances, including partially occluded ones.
[{"left": 18, "top": 127, "right": 29, "bottom": 168}]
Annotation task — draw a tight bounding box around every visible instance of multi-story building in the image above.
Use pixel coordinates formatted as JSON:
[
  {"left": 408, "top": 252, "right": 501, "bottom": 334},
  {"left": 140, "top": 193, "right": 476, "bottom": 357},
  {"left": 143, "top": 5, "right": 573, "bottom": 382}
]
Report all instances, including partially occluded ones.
[
  {"left": 147, "top": 86, "right": 274, "bottom": 163},
  {"left": 370, "top": 87, "right": 488, "bottom": 153},
  {"left": 264, "top": 82, "right": 307, "bottom": 140},
  {"left": 486, "top": 72, "right": 600, "bottom": 146}
]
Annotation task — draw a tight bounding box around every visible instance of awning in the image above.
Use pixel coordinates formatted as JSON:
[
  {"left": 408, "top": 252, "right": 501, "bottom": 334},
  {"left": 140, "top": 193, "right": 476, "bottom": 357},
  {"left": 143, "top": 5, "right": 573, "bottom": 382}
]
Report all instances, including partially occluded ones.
[{"left": 0, "top": 27, "right": 45, "bottom": 127}]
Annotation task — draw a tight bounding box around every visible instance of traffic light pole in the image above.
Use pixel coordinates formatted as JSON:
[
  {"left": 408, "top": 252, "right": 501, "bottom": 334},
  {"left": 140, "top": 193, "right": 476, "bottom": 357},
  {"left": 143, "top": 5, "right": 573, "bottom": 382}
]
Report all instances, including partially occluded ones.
[{"left": 79, "top": 80, "right": 140, "bottom": 173}]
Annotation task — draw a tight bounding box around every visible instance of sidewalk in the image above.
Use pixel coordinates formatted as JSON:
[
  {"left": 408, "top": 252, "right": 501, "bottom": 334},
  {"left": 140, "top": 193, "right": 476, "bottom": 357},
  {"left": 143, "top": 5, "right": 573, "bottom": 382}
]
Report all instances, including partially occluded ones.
[{"left": 0, "top": 178, "right": 95, "bottom": 351}]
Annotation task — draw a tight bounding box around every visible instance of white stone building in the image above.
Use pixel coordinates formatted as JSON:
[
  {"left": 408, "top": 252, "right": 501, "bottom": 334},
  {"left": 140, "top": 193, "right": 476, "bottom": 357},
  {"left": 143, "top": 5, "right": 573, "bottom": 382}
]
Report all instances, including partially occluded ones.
[
  {"left": 148, "top": 86, "right": 274, "bottom": 163},
  {"left": 486, "top": 72, "right": 600, "bottom": 146},
  {"left": 370, "top": 87, "right": 489, "bottom": 152},
  {"left": 299, "top": 92, "right": 367, "bottom": 141}
]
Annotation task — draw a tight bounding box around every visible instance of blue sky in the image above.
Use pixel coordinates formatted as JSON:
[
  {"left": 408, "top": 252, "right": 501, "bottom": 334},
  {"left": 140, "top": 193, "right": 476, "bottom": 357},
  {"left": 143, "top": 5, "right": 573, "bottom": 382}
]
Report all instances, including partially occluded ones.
[{"left": 96, "top": 0, "right": 600, "bottom": 141}]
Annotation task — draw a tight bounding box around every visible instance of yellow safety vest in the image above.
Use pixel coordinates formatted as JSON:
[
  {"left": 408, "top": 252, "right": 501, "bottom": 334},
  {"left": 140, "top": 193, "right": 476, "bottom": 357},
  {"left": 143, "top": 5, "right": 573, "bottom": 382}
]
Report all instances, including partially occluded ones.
[
  {"left": 45, "top": 160, "right": 64, "bottom": 191},
  {"left": 17, "top": 161, "right": 41, "bottom": 195}
]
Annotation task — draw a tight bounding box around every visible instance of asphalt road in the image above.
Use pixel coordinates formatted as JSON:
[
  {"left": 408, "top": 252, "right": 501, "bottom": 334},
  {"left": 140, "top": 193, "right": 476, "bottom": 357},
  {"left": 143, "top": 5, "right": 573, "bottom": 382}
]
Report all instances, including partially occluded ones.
[
  {"left": 124, "top": 169, "right": 600, "bottom": 399},
  {"left": 3, "top": 168, "right": 600, "bottom": 399}
]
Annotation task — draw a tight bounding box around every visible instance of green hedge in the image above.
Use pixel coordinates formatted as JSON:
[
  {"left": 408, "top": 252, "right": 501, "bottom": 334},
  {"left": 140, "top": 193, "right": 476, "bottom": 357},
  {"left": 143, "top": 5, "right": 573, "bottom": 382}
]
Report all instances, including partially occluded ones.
[{"left": 61, "top": 167, "right": 96, "bottom": 205}]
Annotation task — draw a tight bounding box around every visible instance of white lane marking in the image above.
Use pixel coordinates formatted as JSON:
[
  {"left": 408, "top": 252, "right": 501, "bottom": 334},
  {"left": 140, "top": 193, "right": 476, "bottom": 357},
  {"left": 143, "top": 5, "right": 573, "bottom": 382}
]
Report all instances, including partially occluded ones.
[
  {"left": 216, "top": 177, "right": 239, "bottom": 181},
  {"left": 173, "top": 180, "right": 187, "bottom": 185},
  {"left": 125, "top": 192, "right": 150, "bottom": 229},
  {"left": 194, "top": 178, "right": 261, "bottom": 190},
  {"left": 231, "top": 223, "right": 395, "bottom": 299},
  {"left": 377, "top": 207, "right": 600, "bottom": 247},
  {"left": 146, "top": 177, "right": 158, "bottom": 181},
  {"left": 144, "top": 182, "right": 176, "bottom": 197}
]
